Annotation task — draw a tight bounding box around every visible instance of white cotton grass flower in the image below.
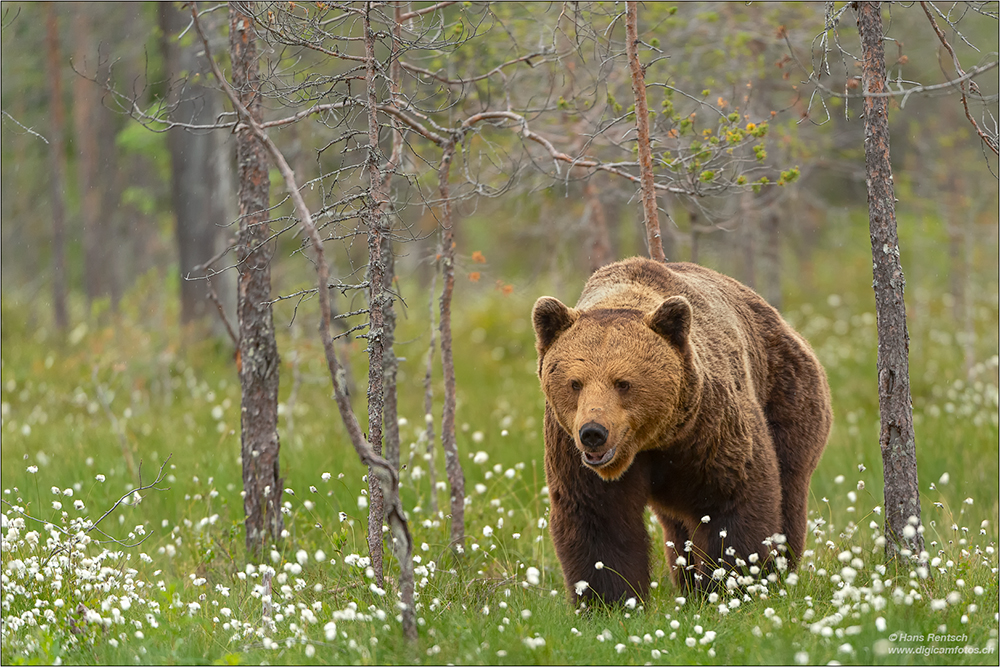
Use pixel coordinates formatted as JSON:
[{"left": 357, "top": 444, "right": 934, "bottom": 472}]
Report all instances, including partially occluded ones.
[
  {"left": 526, "top": 567, "right": 540, "bottom": 585},
  {"left": 594, "top": 561, "right": 604, "bottom": 570},
  {"left": 573, "top": 580, "right": 589, "bottom": 596},
  {"left": 473, "top": 451, "right": 489, "bottom": 464}
]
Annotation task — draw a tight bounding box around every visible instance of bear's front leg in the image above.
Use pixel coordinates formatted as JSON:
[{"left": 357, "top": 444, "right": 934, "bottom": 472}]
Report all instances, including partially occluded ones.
[
  {"left": 543, "top": 405, "right": 651, "bottom": 606},
  {"left": 679, "top": 489, "right": 783, "bottom": 594}
]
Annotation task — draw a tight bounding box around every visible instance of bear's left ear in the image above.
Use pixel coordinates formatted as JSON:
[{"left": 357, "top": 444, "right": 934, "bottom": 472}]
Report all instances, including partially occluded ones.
[
  {"left": 532, "top": 296, "right": 577, "bottom": 355},
  {"left": 645, "top": 295, "right": 691, "bottom": 349}
]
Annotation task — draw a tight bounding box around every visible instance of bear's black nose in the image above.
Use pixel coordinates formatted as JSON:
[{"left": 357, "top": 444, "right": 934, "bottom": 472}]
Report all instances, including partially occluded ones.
[{"left": 579, "top": 422, "right": 609, "bottom": 449}]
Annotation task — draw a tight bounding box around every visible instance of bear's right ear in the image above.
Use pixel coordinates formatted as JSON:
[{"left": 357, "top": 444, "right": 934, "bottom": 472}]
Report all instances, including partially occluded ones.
[
  {"left": 532, "top": 297, "right": 577, "bottom": 354},
  {"left": 645, "top": 295, "right": 692, "bottom": 349}
]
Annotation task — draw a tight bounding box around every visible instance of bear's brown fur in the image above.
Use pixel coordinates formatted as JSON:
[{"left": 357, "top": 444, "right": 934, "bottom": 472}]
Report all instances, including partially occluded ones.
[{"left": 532, "top": 257, "right": 832, "bottom": 604}]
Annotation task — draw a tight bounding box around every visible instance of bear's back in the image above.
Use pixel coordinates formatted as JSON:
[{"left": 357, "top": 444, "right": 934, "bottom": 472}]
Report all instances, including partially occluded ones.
[{"left": 577, "top": 257, "right": 763, "bottom": 319}]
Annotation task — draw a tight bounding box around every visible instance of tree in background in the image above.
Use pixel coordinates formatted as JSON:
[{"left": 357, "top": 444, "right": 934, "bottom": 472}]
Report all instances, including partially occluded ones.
[
  {"left": 71, "top": 4, "right": 120, "bottom": 310},
  {"left": 159, "top": 3, "right": 236, "bottom": 330},
  {"left": 43, "top": 2, "right": 68, "bottom": 331}
]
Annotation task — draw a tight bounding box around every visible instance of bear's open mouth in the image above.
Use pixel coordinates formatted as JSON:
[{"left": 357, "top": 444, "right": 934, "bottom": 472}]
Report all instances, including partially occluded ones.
[{"left": 583, "top": 447, "right": 616, "bottom": 467}]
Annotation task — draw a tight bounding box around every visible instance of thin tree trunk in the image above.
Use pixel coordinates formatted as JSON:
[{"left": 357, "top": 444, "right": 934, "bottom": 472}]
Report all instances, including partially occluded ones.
[
  {"left": 424, "top": 265, "right": 439, "bottom": 516},
  {"left": 95, "top": 53, "right": 122, "bottom": 311},
  {"left": 624, "top": 1, "right": 665, "bottom": 263},
  {"left": 856, "top": 0, "right": 924, "bottom": 561},
  {"left": 761, "top": 209, "right": 783, "bottom": 310},
  {"left": 438, "top": 142, "right": 466, "bottom": 550},
  {"left": 161, "top": 3, "right": 229, "bottom": 327},
  {"left": 381, "top": 243, "right": 400, "bottom": 471},
  {"left": 44, "top": 2, "right": 69, "bottom": 332},
  {"left": 381, "top": 2, "right": 405, "bottom": 474},
  {"left": 230, "top": 3, "right": 283, "bottom": 556},
  {"left": 584, "top": 179, "right": 612, "bottom": 272},
  {"left": 72, "top": 6, "right": 105, "bottom": 306},
  {"left": 740, "top": 191, "right": 756, "bottom": 290},
  {"left": 689, "top": 209, "right": 700, "bottom": 264},
  {"left": 960, "top": 208, "right": 975, "bottom": 380},
  {"left": 72, "top": 6, "right": 120, "bottom": 310},
  {"left": 361, "top": 2, "right": 393, "bottom": 589}
]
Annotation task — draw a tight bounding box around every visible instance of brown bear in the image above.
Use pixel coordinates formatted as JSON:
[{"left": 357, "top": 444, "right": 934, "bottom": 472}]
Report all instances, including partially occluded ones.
[{"left": 532, "top": 257, "right": 832, "bottom": 604}]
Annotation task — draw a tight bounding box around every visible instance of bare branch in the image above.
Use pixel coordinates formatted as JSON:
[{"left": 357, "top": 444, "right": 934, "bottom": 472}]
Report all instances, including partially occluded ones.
[
  {"left": 398, "top": 1, "right": 457, "bottom": 22},
  {"left": 920, "top": 1, "right": 999, "bottom": 156},
  {"left": 1, "top": 109, "right": 49, "bottom": 143}
]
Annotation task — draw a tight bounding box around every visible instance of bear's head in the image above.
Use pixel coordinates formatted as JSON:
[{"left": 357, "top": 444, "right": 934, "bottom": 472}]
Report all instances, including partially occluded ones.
[{"left": 532, "top": 295, "right": 693, "bottom": 481}]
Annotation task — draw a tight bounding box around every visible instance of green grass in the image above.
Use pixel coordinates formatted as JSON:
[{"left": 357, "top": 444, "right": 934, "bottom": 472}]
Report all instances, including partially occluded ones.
[{"left": 2, "top": 241, "right": 998, "bottom": 664}]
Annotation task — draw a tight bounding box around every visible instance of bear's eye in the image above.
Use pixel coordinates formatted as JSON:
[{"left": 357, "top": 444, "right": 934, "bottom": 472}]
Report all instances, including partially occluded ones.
[
  {"left": 614, "top": 380, "right": 631, "bottom": 393},
  {"left": 571, "top": 380, "right": 583, "bottom": 392}
]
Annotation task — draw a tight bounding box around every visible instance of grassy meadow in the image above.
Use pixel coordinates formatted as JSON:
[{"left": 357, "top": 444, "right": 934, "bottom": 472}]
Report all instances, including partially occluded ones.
[{"left": 2, "top": 209, "right": 998, "bottom": 664}]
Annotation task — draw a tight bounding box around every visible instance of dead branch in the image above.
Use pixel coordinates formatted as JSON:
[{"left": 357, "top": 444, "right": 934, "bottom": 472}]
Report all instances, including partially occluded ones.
[{"left": 920, "top": 1, "right": 999, "bottom": 156}]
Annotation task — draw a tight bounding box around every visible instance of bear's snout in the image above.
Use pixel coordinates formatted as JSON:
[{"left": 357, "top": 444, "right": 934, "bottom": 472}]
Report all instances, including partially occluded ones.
[{"left": 579, "top": 422, "right": 609, "bottom": 449}]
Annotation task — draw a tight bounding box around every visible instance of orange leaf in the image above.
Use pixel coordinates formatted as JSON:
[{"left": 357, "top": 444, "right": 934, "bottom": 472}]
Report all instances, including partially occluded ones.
[
  {"left": 469, "top": 272, "right": 481, "bottom": 282},
  {"left": 471, "top": 250, "right": 486, "bottom": 264}
]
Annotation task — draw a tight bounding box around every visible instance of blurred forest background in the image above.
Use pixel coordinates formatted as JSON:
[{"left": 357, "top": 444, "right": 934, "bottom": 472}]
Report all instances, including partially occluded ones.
[{"left": 1, "top": 1, "right": 996, "bottom": 339}]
